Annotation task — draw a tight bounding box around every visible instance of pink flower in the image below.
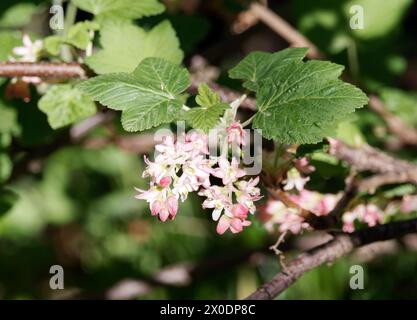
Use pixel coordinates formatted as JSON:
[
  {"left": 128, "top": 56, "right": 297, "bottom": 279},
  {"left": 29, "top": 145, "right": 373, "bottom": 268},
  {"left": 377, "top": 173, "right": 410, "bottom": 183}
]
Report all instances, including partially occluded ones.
[
  {"left": 290, "top": 190, "right": 340, "bottom": 216},
  {"left": 263, "top": 200, "right": 309, "bottom": 234},
  {"left": 342, "top": 212, "right": 356, "bottom": 233},
  {"left": 174, "top": 156, "right": 213, "bottom": 200},
  {"left": 362, "top": 204, "right": 384, "bottom": 227},
  {"left": 342, "top": 204, "right": 384, "bottom": 233},
  {"left": 136, "top": 128, "right": 262, "bottom": 235},
  {"left": 216, "top": 204, "right": 252, "bottom": 234},
  {"left": 12, "top": 34, "right": 43, "bottom": 62},
  {"left": 200, "top": 186, "right": 231, "bottom": 221},
  {"left": 276, "top": 211, "right": 309, "bottom": 234},
  {"left": 135, "top": 187, "right": 179, "bottom": 222},
  {"left": 235, "top": 176, "right": 262, "bottom": 214},
  {"left": 142, "top": 156, "right": 170, "bottom": 184},
  {"left": 159, "top": 176, "right": 172, "bottom": 188},
  {"left": 283, "top": 168, "right": 309, "bottom": 191},
  {"left": 295, "top": 157, "right": 315, "bottom": 174},
  {"left": 400, "top": 195, "right": 417, "bottom": 213},
  {"left": 213, "top": 157, "right": 245, "bottom": 185},
  {"left": 227, "top": 122, "right": 246, "bottom": 146},
  {"left": 315, "top": 194, "right": 339, "bottom": 216},
  {"left": 155, "top": 136, "right": 177, "bottom": 160},
  {"left": 182, "top": 131, "right": 209, "bottom": 157}
]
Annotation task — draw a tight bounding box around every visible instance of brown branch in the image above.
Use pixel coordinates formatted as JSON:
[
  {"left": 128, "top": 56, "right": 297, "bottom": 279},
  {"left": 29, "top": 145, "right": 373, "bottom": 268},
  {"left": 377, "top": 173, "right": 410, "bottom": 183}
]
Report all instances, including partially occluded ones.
[
  {"left": 0, "top": 62, "right": 87, "bottom": 79},
  {"left": 249, "top": 3, "right": 322, "bottom": 59},
  {"left": 246, "top": 217, "right": 417, "bottom": 300},
  {"left": 0, "top": 60, "right": 257, "bottom": 111},
  {"left": 368, "top": 95, "right": 417, "bottom": 146},
  {"left": 358, "top": 172, "right": 416, "bottom": 194},
  {"left": 329, "top": 139, "right": 417, "bottom": 180}
]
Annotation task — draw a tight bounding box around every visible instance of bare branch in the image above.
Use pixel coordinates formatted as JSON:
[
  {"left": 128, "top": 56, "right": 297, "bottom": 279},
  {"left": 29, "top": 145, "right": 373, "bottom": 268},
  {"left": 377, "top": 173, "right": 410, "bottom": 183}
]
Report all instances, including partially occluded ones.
[
  {"left": 0, "top": 62, "right": 87, "bottom": 79},
  {"left": 368, "top": 95, "right": 417, "bottom": 146},
  {"left": 358, "top": 172, "right": 416, "bottom": 194},
  {"left": 246, "top": 217, "right": 417, "bottom": 300},
  {"left": 250, "top": 3, "right": 322, "bottom": 59},
  {"left": 329, "top": 139, "right": 417, "bottom": 181}
]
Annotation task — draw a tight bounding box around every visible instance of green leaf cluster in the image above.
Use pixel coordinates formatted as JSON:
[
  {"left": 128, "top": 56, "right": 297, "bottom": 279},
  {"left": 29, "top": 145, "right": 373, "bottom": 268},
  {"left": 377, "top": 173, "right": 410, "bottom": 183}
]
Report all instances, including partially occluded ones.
[
  {"left": 38, "top": 84, "right": 97, "bottom": 129},
  {"left": 184, "top": 84, "right": 228, "bottom": 132},
  {"left": 229, "top": 48, "right": 368, "bottom": 144},
  {"left": 44, "top": 21, "right": 99, "bottom": 55},
  {"left": 79, "top": 58, "right": 190, "bottom": 132},
  {"left": 86, "top": 21, "right": 183, "bottom": 74},
  {"left": 71, "top": 0, "right": 164, "bottom": 21}
]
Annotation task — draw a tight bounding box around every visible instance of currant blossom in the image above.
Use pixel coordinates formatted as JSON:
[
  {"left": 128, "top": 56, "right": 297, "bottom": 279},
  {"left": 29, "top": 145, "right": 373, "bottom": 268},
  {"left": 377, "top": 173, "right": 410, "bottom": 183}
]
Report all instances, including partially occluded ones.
[
  {"left": 13, "top": 34, "right": 43, "bottom": 62},
  {"left": 142, "top": 156, "right": 171, "bottom": 184},
  {"left": 295, "top": 157, "right": 315, "bottom": 174},
  {"left": 137, "top": 132, "right": 212, "bottom": 220},
  {"left": 216, "top": 203, "right": 252, "bottom": 234},
  {"left": 342, "top": 204, "right": 384, "bottom": 233},
  {"left": 227, "top": 121, "right": 246, "bottom": 146},
  {"left": 400, "top": 195, "right": 417, "bottom": 213},
  {"left": 11, "top": 34, "right": 43, "bottom": 85},
  {"left": 182, "top": 131, "right": 209, "bottom": 157},
  {"left": 263, "top": 200, "right": 310, "bottom": 234},
  {"left": 200, "top": 186, "right": 232, "bottom": 221},
  {"left": 290, "top": 190, "right": 340, "bottom": 216},
  {"left": 235, "top": 176, "right": 262, "bottom": 214},
  {"left": 155, "top": 136, "right": 179, "bottom": 163},
  {"left": 135, "top": 186, "right": 178, "bottom": 222},
  {"left": 283, "top": 168, "right": 309, "bottom": 191},
  {"left": 175, "top": 156, "right": 213, "bottom": 201},
  {"left": 135, "top": 103, "right": 262, "bottom": 236},
  {"left": 213, "top": 157, "right": 245, "bottom": 185}
]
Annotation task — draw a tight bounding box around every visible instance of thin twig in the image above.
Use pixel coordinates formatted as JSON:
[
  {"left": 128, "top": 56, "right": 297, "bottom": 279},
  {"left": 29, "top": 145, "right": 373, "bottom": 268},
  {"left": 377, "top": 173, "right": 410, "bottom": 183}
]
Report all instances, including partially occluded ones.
[
  {"left": 249, "top": 3, "right": 322, "bottom": 59},
  {"left": 328, "top": 138, "right": 417, "bottom": 181},
  {"left": 368, "top": 95, "right": 417, "bottom": 146},
  {"left": 0, "top": 62, "right": 87, "bottom": 79},
  {"left": 358, "top": 172, "right": 415, "bottom": 194}
]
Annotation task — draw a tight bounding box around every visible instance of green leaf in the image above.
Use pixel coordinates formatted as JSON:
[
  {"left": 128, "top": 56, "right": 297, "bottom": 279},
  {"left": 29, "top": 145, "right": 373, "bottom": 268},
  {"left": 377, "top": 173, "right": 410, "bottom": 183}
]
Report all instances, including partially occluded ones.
[
  {"left": 71, "top": 0, "right": 164, "bottom": 20},
  {"left": 0, "top": 31, "right": 21, "bottom": 61},
  {"left": 195, "top": 83, "right": 221, "bottom": 107},
  {"left": 229, "top": 48, "right": 308, "bottom": 91},
  {"left": 184, "top": 104, "right": 227, "bottom": 133},
  {"left": 184, "top": 84, "right": 227, "bottom": 132},
  {"left": 0, "top": 31, "right": 22, "bottom": 85},
  {"left": 344, "top": 0, "right": 412, "bottom": 40},
  {"left": 334, "top": 117, "right": 366, "bottom": 147},
  {"left": 38, "top": 84, "right": 97, "bottom": 129},
  {"left": 230, "top": 48, "right": 368, "bottom": 144},
  {"left": 0, "top": 189, "right": 18, "bottom": 216},
  {"left": 67, "top": 21, "right": 99, "bottom": 49},
  {"left": 380, "top": 88, "right": 417, "bottom": 128},
  {"left": 44, "top": 35, "right": 64, "bottom": 56},
  {"left": 0, "top": 153, "right": 12, "bottom": 183},
  {"left": 0, "top": 101, "right": 18, "bottom": 136},
  {"left": 0, "top": 3, "right": 38, "bottom": 28},
  {"left": 86, "top": 20, "right": 183, "bottom": 74},
  {"left": 44, "top": 22, "right": 99, "bottom": 55},
  {"left": 78, "top": 57, "right": 190, "bottom": 132}
]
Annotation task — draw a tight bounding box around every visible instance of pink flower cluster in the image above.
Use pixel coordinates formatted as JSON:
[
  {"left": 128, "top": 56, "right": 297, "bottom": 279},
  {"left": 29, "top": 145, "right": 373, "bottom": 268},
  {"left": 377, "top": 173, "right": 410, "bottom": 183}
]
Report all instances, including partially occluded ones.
[
  {"left": 261, "top": 157, "right": 386, "bottom": 234},
  {"left": 136, "top": 124, "right": 262, "bottom": 235},
  {"left": 342, "top": 204, "right": 384, "bottom": 233},
  {"left": 263, "top": 190, "right": 339, "bottom": 234}
]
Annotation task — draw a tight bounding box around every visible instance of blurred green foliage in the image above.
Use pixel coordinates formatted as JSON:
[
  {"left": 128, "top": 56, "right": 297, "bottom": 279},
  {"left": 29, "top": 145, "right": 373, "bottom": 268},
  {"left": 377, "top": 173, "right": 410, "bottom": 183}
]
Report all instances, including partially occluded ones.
[{"left": 0, "top": 0, "right": 417, "bottom": 300}]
